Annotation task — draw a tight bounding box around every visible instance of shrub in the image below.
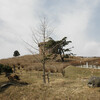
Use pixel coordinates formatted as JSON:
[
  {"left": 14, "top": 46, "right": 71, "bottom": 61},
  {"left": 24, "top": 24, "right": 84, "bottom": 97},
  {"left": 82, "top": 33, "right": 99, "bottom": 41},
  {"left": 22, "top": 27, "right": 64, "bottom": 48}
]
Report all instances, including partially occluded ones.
[
  {"left": 3, "top": 65, "right": 13, "bottom": 76},
  {"left": 0, "top": 64, "right": 13, "bottom": 76}
]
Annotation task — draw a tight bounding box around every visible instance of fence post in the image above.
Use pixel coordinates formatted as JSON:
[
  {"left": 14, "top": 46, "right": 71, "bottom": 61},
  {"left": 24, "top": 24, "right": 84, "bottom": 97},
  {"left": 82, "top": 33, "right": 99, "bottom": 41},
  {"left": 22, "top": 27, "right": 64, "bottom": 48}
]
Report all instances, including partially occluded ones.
[{"left": 86, "top": 62, "right": 88, "bottom": 68}]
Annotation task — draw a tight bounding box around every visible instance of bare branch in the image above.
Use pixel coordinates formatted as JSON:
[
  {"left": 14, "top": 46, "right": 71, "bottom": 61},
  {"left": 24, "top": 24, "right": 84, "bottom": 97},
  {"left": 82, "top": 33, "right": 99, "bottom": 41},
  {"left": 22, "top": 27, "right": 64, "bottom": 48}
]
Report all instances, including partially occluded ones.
[
  {"left": 23, "top": 40, "right": 39, "bottom": 52},
  {"left": 30, "top": 28, "right": 40, "bottom": 44}
]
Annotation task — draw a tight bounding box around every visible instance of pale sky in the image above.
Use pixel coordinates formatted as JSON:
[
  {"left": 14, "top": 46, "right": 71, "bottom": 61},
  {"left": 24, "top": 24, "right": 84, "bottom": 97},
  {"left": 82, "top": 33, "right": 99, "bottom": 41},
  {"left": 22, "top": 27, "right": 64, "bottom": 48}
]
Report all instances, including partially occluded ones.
[{"left": 0, "top": 0, "right": 100, "bottom": 59}]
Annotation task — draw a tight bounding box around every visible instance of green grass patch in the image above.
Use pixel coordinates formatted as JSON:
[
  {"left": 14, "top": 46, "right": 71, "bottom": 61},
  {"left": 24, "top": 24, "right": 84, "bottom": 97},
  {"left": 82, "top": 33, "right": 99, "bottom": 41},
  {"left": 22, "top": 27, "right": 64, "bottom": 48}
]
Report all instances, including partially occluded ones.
[{"left": 65, "top": 66, "right": 100, "bottom": 79}]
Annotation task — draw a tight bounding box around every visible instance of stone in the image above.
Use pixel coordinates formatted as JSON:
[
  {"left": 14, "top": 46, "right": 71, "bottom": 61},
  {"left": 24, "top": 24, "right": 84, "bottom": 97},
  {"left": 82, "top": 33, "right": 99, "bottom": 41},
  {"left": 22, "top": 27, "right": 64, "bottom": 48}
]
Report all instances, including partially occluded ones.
[{"left": 88, "top": 76, "right": 100, "bottom": 87}]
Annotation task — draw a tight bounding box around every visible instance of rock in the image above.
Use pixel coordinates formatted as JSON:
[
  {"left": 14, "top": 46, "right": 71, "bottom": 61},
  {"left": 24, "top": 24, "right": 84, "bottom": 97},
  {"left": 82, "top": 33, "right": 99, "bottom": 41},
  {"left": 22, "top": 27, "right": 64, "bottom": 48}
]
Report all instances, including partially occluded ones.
[{"left": 88, "top": 76, "right": 100, "bottom": 87}]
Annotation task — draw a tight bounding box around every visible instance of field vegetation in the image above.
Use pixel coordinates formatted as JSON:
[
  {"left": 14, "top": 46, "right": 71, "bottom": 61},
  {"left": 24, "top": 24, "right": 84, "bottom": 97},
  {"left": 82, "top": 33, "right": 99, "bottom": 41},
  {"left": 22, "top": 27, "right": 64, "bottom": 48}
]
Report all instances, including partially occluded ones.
[{"left": 0, "top": 55, "right": 100, "bottom": 100}]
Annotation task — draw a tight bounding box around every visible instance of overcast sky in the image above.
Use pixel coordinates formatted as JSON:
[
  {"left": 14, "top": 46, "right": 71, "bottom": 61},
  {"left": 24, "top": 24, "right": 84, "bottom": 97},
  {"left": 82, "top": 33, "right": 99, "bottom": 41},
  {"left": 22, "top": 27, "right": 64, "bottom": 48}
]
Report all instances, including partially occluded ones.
[{"left": 0, "top": 0, "right": 100, "bottom": 59}]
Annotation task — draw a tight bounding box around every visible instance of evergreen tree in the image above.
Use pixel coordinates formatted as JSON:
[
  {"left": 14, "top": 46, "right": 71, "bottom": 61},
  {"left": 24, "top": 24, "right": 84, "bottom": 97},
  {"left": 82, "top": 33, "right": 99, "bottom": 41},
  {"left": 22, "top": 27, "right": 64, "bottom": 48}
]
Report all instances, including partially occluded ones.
[
  {"left": 13, "top": 50, "right": 20, "bottom": 57},
  {"left": 46, "top": 37, "right": 73, "bottom": 62}
]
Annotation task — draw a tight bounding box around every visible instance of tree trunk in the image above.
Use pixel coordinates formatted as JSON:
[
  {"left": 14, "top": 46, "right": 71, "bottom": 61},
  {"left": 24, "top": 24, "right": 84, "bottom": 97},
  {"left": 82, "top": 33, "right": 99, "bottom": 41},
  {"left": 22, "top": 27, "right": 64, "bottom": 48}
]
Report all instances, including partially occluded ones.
[
  {"left": 59, "top": 49, "right": 64, "bottom": 62},
  {"left": 43, "top": 19, "right": 46, "bottom": 84},
  {"left": 60, "top": 53, "right": 64, "bottom": 62},
  {"left": 43, "top": 61, "right": 46, "bottom": 83}
]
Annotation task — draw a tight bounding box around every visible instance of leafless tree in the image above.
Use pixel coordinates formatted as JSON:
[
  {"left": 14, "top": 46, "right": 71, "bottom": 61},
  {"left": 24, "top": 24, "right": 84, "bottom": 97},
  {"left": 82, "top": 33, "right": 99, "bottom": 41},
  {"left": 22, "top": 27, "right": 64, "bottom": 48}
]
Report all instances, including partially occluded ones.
[{"left": 25, "top": 17, "right": 54, "bottom": 83}]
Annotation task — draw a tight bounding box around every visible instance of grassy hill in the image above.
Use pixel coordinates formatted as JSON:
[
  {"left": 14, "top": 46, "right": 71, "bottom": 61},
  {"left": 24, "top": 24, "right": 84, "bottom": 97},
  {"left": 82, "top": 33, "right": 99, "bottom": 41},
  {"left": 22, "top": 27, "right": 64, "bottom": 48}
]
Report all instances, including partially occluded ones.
[
  {"left": 0, "top": 55, "right": 100, "bottom": 100},
  {"left": 0, "top": 54, "right": 100, "bottom": 72}
]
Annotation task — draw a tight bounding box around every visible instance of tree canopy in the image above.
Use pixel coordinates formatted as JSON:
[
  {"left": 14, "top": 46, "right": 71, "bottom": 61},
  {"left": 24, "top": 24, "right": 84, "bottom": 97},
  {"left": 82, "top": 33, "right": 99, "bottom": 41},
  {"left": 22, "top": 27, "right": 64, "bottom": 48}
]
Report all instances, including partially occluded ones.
[
  {"left": 13, "top": 50, "right": 20, "bottom": 57},
  {"left": 45, "top": 37, "right": 73, "bottom": 61}
]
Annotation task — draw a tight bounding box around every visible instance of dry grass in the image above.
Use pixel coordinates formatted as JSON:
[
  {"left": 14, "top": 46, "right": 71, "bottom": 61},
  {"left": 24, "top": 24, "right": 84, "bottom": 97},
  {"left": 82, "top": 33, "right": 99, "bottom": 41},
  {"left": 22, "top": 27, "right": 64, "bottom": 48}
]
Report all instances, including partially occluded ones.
[
  {"left": 0, "top": 55, "right": 100, "bottom": 100},
  {"left": 0, "top": 55, "right": 69, "bottom": 73},
  {"left": 0, "top": 66, "right": 100, "bottom": 100},
  {"left": 0, "top": 55, "right": 100, "bottom": 71}
]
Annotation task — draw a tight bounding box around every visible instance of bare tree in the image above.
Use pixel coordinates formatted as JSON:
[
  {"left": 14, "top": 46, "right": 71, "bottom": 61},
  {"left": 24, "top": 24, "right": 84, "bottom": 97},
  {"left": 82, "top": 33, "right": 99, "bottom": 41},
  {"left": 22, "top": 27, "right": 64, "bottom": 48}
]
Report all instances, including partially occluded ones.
[{"left": 25, "top": 17, "right": 54, "bottom": 83}]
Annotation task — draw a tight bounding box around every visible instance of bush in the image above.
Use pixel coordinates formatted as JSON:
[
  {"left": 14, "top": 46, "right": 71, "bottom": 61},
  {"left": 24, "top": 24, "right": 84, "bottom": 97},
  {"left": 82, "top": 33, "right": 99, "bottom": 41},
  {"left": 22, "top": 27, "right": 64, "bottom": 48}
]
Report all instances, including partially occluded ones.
[
  {"left": 3, "top": 65, "right": 13, "bottom": 76},
  {"left": 0, "top": 64, "right": 13, "bottom": 76}
]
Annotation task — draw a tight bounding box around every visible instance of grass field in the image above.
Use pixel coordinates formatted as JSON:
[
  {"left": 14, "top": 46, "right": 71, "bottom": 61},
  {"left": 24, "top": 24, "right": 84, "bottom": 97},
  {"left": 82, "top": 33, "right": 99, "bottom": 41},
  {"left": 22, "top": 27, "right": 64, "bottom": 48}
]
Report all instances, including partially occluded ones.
[{"left": 0, "top": 65, "right": 100, "bottom": 100}]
